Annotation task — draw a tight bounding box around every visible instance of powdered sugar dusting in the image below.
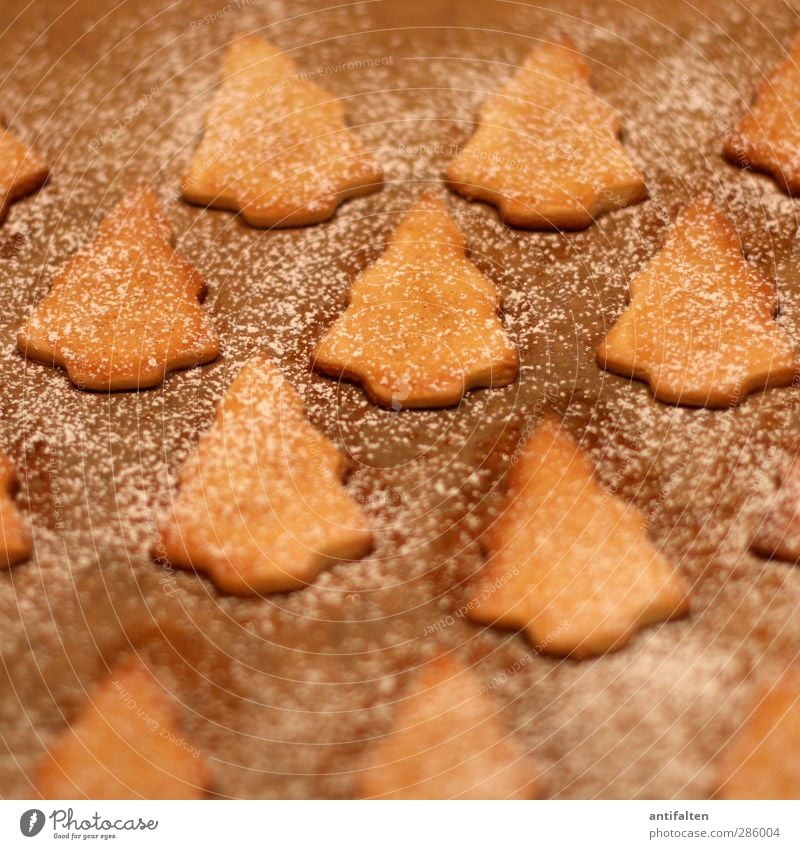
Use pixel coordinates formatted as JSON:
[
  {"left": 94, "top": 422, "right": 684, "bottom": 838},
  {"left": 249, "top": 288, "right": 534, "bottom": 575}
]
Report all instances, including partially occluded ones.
[{"left": 0, "top": 0, "right": 799, "bottom": 800}]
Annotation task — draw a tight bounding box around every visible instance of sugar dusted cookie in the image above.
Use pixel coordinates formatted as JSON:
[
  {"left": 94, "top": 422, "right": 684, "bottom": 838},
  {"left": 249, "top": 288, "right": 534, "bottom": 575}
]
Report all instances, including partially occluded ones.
[
  {"left": 0, "top": 114, "right": 48, "bottom": 225},
  {"left": 752, "top": 453, "right": 800, "bottom": 562},
  {"left": 357, "top": 657, "right": 539, "bottom": 799},
  {"left": 597, "top": 198, "right": 799, "bottom": 407},
  {"left": 35, "top": 658, "right": 210, "bottom": 799},
  {"left": 0, "top": 452, "right": 31, "bottom": 568},
  {"left": 445, "top": 38, "right": 646, "bottom": 229},
  {"left": 726, "top": 33, "right": 800, "bottom": 194},
  {"left": 716, "top": 668, "right": 800, "bottom": 799},
  {"left": 158, "top": 355, "right": 372, "bottom": 594},
  {"left": 467, "top": 417, "right": 688, "bottom": 659},
  {"left": 182, "top": 36, "right": 383, "bottom": 227},
  {"left": 313, "top": 192, "right": 518, "bottom": 408},
  {"left": 17, "top": 186, "right": 219, "bottom": 391}
]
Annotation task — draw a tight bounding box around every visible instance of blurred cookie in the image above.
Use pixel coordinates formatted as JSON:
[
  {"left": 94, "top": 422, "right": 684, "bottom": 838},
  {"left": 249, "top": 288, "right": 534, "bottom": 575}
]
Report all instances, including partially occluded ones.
[
  {"left": 752, "top": 452, "right": 800, "bottom": 562},
  {"left": 158, "top": 355, "right": 373, "bottom": 594},
  {"left": 35, "top": 658, "right": 210, "bottom": 800},
  {"left": 726, "top": 33, "right": 800, "bottom": 194},
  {"left": 716, "top": 667, "right": 800, "bottom": 799},
  {"left": 446, "top": 37, "right": 645, "bottom": 229},
  {"left": 357, "top": 656, "right": 539, "bottom": 799},
  {"left": 0, "top": 114, "right": 48, "bottom": 225},
  {"left": 597, "top": 197, "right": 799, "bottom": 407},
  {"left": 468, "top": 416, "right": 689, "bottom": 659},
  {"left": 183, "top": 36, "right": 383, "bottom": 227},
  {"left": 0, "top": 452, "right": 31, "bottom": 568}
]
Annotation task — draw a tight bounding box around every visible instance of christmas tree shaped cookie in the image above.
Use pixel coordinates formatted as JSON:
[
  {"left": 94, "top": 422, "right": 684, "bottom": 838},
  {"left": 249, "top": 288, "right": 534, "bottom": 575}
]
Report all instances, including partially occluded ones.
[
  {"left": 716, "top": 668, "right": 800, "bottom": 799},
  {"left": 752, "top": 453, "right": 800, "bottom": 562},
  {"left": 17, "top": 187, "right": 219, "bottom": 391},
  {"left": 467, "top": 417, "right": 688, "bottom": 659},
  {"left": 0, "top": 114, "right": 48, "bottom": 224},
  {"left": 597, "top": 198, "right": 799, "bottom": 407},
  {"left": 0, "top": 452, "right": 31, "bottom": 568},
  {"left": 182, "top": 36, "right": 383, "bottom": 227},
  {"left": 357, "top": 657, "right": 539, "bottom": 799},
  {"left": 35, "top": 658, "right": 210, "bottom": 799},
  {"left": 725, "top": 33, "right": 800, "bottom": 194},
  {"left": 313, "top": 193, "right": 518, "bottom": 408},
  {"left": 445, "top": 38, "right": 646, "bottom": 229},
  {"left": 158, "top": 356, "right": 373, "bottom": 594}
]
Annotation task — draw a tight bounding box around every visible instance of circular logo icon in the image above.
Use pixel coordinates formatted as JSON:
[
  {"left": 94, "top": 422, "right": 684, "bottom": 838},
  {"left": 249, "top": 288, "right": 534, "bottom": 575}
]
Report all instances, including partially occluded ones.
[{"left": 19, "top": 809, "right": 45, "bottom": 837}]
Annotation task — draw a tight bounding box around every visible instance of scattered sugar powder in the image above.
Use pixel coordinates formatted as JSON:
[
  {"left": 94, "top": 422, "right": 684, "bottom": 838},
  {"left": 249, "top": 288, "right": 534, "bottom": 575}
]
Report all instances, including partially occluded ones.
[{"left": 0, "top": 0, "right": 799, "bottom": 800}]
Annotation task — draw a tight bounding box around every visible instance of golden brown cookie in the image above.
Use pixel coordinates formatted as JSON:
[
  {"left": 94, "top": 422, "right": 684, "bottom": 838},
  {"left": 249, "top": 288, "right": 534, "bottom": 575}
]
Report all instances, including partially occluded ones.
[
  {"left": 467, "top": 416, "right": 689, "bottom": 659},
  {"left": 0, "top": 452, "right": 31, "bottom": 568},
  {"left": 445, "top": 37, "right": 646, "bottom": 229},
  {"left": 725, "top": 33, "right": 800, "bottom": 194},
  {"left": 313, "top": 192, "right": 518, "bottom": 408},
  {"left": 182, "top": 36, "right": 383, "bottom": 227},
  {"left": 751, "top": 452, "right": 800, "bottom": 562},
  {"left": 597, "top": 197, "right": 799, "bottom": 407},
  {"left": 17, "top": 186, "right": 219, "bottom": 391},
  {"left": 35, "top": 657, "right": 210, "bottom": 800},
  {"left": 716, "top": 668, "right": 800, "bottom": 799},
  {"left": 158, "top": 355, "right": 373, "bottom": 594},
  {"left": 357, "top": 656, "right": 539, "bottom": 799},
  {"left": 0, "top": 114, "right": 48, "bottom": 225}
]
